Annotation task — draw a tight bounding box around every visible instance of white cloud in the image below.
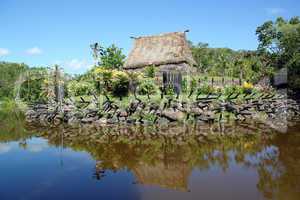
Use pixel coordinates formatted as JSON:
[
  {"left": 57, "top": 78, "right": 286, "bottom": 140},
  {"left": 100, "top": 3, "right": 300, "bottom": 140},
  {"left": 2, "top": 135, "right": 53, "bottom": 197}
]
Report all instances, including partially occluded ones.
[
  {"left": 0, "top": 143, "right": 11, "bottom": 154},
  {"left": 52, "top": 59, "right": 93, "bottom": 74},
  {"left": 25, "top": 47, "right": 43, "bottom": 55},
  {"left": 266, "top": 7, "right": 286, "bottom": 15},
  {"left": 27, "top": 143, "right": 48, "bottom": 153},
  {"left": 65, "top": 59, "right": 88, "bottom": 70},
  {"left": 0, "top": 48, "right": 10, "bottom": 56}
]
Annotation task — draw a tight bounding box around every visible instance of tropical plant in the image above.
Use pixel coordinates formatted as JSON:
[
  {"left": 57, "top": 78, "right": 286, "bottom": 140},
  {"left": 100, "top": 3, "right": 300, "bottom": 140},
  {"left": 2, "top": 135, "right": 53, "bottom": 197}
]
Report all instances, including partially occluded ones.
[
  {"left": 188, "top": 77, "right": 197, "bottom": 97},
  {"left": 242, "top": 81, "right": 254, "bottom": 94},
  {"left": 91, "top": 44, "right": 126, "bottom": 69},
  {"left": 224, "top": 85, "right": 242, "bottom": 96},
  {"left": 0, "top": 62, "right": 28, "bottom": 99},
  {"left": 138, "top": 79, "right": 157, "bottom": 99},
  {"left": 144, "top": 65, "right": 156, "bottom": 78},
  {"left": 67, "top": 80, "right": 95, "bottom": 96},
  {"left": 181, "top": 77, "right": 188, "bottom": 93},
  {"left": 111, "top": 71, "right": 130, "bottom": 100},
  {"left": 127, "top": 71, "right": 143, "bottom": 97},
  {"left": 256, "top": 16, "right": 300, "bottom": 90},
  {"left": 18, "top": 67, "right": 48, "bottom": 102},
  {"left": 197, "top": 84, "right": 215, "bottom": 95}
]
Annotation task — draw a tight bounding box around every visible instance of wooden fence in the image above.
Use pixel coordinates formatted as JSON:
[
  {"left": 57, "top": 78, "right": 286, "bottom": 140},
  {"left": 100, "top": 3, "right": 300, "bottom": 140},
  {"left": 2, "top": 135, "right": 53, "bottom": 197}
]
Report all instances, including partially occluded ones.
[{"left": 160, "top": 72, "right": 243, "bottom": 95}]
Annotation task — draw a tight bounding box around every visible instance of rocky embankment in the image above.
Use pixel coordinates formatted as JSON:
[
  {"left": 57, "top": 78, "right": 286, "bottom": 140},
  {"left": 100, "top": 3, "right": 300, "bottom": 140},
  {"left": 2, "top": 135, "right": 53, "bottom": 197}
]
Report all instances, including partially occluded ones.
[{"left": 25, "top": 93, "right": 300, "bottom": 130}]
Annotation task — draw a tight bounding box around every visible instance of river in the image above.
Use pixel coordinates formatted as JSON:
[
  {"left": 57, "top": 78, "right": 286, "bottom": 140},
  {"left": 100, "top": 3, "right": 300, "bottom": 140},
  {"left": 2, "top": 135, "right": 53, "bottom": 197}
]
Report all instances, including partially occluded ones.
[{"left": 0, "top": 119, "right": 299, "bottom": 200}]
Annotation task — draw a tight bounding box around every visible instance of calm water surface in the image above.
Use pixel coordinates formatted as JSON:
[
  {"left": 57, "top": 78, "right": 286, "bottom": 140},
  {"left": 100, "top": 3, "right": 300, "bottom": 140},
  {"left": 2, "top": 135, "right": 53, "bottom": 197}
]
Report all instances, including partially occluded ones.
[{"left": 0, "top": 121, "right": 299, "bottom": 200}]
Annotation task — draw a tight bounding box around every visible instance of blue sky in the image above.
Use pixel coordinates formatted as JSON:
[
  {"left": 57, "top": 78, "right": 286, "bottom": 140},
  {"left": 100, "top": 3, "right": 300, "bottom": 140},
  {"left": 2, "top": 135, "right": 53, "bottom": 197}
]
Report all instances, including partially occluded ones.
[{"left": 0, "top": 0, "right": 299, "bottom": 74}]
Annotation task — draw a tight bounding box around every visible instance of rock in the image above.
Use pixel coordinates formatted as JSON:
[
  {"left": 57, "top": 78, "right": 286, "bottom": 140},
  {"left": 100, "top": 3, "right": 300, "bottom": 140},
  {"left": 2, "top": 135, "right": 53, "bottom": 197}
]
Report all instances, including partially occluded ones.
[
  {"left": 25, "top": 109, "right": 36, "bottom": 116},
  {"left": 68, "top": 117, "right": 80, "bottom": 125},
  {"left": 95, "top": 118, "right": 107, "bottom": 125},
  {"left": 190, "top": 107, "right": 203, "bottom": 115},
  {"left": 53, "top": 115, "right": 63, "bottom": 125},
  {"left": 81, "top": 117, "right": 97, "bottom": 123},
  {"left": 161, "top": 109, "right": 185, "bottom": 122},
  {"left": 63, "top": 105, "right": 75, "bottom": 112},
  {"left": 106, "top": 117, "right": 118, "bottom": 124}
]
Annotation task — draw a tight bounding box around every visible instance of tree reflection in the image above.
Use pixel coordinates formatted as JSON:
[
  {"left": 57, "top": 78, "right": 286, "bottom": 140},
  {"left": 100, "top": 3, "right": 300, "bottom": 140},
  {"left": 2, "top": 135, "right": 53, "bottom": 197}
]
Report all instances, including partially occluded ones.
[{"left": 1, "top": 121, "right": 299, "bottom": 199}]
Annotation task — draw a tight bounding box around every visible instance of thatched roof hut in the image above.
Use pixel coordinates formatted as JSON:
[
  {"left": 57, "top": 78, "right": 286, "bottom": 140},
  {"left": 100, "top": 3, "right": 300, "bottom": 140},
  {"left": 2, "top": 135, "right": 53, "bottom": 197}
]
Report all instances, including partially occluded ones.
[
  {"left": 132, "top": 161, "right": 191, "bottom": 191},
  {"left": 124, "top": 31, "right": 197, "bottom": 73}
]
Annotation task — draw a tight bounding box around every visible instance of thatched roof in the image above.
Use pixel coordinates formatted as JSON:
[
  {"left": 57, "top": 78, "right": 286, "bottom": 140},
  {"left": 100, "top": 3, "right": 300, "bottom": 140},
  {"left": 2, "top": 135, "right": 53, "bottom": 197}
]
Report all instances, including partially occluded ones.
[
  {"left": 132, "top": 161, "right": 191, "bottom": 191},
  {"left": 124, "top": 32, "right": 197, "bottom": 69}
]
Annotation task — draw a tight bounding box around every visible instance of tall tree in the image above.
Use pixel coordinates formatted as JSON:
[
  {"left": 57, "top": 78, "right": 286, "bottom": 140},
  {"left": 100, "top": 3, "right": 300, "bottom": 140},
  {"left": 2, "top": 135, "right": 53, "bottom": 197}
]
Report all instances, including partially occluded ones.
[
  {"left": 256, "top": 16, "right": 300, "bottom": 90},
  {"left": 90, "top": 43, "right": 126, "bottom": 69}
]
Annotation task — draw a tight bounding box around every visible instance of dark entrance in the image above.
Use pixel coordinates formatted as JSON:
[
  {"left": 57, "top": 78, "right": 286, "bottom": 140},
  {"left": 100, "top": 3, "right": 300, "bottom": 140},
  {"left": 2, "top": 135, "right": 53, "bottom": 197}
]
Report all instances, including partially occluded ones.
[{"left": 162, "top": 71, "right": 182, "bottom": 95}]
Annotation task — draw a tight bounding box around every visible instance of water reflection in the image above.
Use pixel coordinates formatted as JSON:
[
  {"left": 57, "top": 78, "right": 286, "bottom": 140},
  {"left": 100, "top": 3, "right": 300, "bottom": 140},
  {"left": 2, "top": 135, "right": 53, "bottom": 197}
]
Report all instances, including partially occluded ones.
[{"left": 0, "top": 122, "right": 299, "bottom": 200}]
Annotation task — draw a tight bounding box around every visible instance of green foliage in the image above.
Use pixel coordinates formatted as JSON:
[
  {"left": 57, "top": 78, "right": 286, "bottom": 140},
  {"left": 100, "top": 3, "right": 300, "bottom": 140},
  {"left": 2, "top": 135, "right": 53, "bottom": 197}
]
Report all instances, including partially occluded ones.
[
  {"left": 256, "top": 16, "right": 300, "bottom": 89},
  {"left": 127, "top": 71, "right": 143, "bottom": 95},
  {"left": 19, "top": 67, "right": 48, "bottom": 102},
  {"left": 67, "top": 80, "right": 95, "bottom": 96},
  {"left": 224, "top": 85, "right": 242, "bottom": 96},
  {"left": 92, "top": 68, "right": 130, "bottom": 99},
  {"left": 0, "top": 62, "right": 28, "bottom": 99},
  {"left": 181, "top": 78, "right": 188, "bottom": 93},
  {"left": 197, "top": 84, "right": 215, "bottom": 95},
  {"left": 188, "top": 77, "right": 197, "bottom": 97},
  {"left": 92, "top": 44, "right": 126, "bottom": 69},
  {"left": 138, "top": 79, "right": 157, "bottom": 98},
  {"left": 189, "top": 42, "right": 273, "bottom": 83},
  {"left": 0, "top": 98, "right": 26, "bottom": 121},
  {"left": 144, "top": 65, "right": 156, "bottom": 78},
  {"left": 111, "top": 71, "right": 130, "bottom": 100},
  {"left": 165, "top": 85, "right": 175, "bottom": 96}
]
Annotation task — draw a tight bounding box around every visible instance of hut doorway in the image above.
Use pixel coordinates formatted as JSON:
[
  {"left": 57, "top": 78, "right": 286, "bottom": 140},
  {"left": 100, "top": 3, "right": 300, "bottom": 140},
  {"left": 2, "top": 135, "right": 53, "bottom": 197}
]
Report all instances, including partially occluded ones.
[{"left": 162, "top": 71, "right": 182, "bottom": 96}]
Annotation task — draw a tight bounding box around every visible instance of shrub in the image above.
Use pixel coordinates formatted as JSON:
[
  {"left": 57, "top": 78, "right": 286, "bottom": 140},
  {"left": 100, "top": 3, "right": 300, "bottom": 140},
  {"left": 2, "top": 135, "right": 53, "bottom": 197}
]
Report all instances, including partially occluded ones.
[
  {"left": 165, "top": 84, "right": 175, "bottom": 96},
  {"left": 242, "top": 82, "right": 254, "bottom": 94},
  {"left": 93, "top": 67, "right": 113, "bottom": 90},
  {"left": 0, "top": 98, "right": 26, "bottom": 121},
  {"left": 188, "top": 77, "right": 197, "bottom": 97},
  {"left": 111, "top": 71, "right": 130, "bottom": 100},
  {"left": 144, "top": 65, "right": 156, "bottom": 78},
  {"left": 127, "top": 71, "right": 143, "bottom": 95},
  {"left": 181, "top": 78, "right": 188, "bottom": 93},
  {"left": 224, "top": 85, "right": 242, "bottom": 96},
  {"left": 197, "top": 84, "right": 215, "bottom": 94},
  {"left": 138, "top": 79, "right": 157, "bottom": 99},
  {"left": 67, "top": 80, "right": 95, "bottom": 96}
]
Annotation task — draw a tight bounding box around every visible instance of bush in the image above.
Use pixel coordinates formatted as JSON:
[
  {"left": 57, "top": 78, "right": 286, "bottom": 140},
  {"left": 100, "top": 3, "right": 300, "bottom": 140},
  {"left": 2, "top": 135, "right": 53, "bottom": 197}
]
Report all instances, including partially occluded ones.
[
  {"left": 242, "top": 81, "right": 254, "bottom": 94},
  {"left": 224, "top": 85, "right": 242, "bottom": 96},
  {"left": 111, "top": 71, "right": 130, "bottom": 100},
  {"left": 181, "top": 78, "right": 188, "bottom": 93},
  {"left": 0, "top": 98, "right": 26, "bottom": 121},
  {"left": 93, "top": 67, "right": 113, "bottom": 91},
  {"left": 127, "top": 71, "right": 143, "bottom": 94},
  {"left": 144, "top": 65, "right": 156, "bottom": 78},
  {"left": 165, "top": 84, "right": 175, "bottom": 96},
  {"left": 197, "top": 84, "right": 215, "bottom": 94},
  {"left": 138, "top": 79, "right": 157, "bottom": 99},
  {"left": 0, "top": 62, "right": 28, "bottom": 99},
  {"left": 188, "top": 77, "right": 197, "bottom": 97},
  {"left": 67, "top": 80, "right": 95, "bottom": 96}
]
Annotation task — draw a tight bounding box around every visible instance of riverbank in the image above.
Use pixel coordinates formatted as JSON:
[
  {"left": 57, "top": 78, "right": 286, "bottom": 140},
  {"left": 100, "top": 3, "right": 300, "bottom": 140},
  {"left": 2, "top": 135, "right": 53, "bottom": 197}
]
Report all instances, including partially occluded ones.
[{"left": 25, "top": 91, "right": 300, "bottom": 133}]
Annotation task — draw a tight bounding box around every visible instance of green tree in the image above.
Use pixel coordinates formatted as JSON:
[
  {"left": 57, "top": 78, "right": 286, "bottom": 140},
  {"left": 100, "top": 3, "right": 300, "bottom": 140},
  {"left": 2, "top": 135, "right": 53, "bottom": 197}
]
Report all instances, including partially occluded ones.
[
  {"left": 256, "top": 16, "right": 300, "bottom": 90},
  {"left": 91, "top": 43, "right": 126, "bottom": 69},
  {"left": 0, "top": 62, "right": 28, "bottom": 99}
]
